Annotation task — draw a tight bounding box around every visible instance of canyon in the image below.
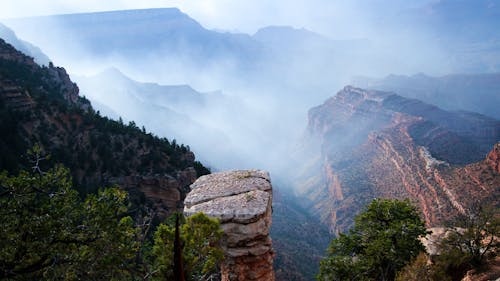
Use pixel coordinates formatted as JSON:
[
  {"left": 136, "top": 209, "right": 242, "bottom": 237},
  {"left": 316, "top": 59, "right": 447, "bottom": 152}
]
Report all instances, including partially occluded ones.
[
  {"left": 295, "top": 86, "right": 500, "bottom": 233},
  {"left": 1, "top": 5, "right": 500, "bottom": 278}
]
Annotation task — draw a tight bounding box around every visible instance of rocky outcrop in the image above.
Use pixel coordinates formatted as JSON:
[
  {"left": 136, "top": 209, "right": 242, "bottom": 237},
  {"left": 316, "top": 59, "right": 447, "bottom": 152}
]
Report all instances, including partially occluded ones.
[
  {"left": 0, "top": 38, "right": 38, "bottom": 67},
  {"left": 109, "top": 167, "right": 197, "bottom": 218},
  {"left": 461, "top": 257, "right": 500, "bottom": 281},
  {"left": 0, "top": 23, "right": 51, "bottom": 65},
  {"left": 46, "top": 65, "right": 83, "bottom": 108},
  {"left": 0, "top": 80, "right": 34, "bottom": 110},
  {"left": 296, "top": 86, "right": 500, "bottom": 233},
  {"left": 184, "top": 170, "right": 275, "bottom": 281},
  {"left": 0, "top": 39, "right": 89, "bottom": 112},
  {"left": 486, "top": 142, "right": 500, "bottom": 173}
]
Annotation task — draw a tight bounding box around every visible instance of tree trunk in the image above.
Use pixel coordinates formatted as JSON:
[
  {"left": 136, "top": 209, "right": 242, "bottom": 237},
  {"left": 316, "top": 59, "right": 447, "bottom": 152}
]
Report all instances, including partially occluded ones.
[{"left": 173, "top": 213, "right": 185, "bottom": 281}]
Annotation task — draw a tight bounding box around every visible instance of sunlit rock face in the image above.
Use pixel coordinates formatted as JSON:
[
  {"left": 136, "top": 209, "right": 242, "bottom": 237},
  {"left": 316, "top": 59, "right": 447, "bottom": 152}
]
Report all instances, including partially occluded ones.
[{"left": 185, "top": 170, "right": 275, "bottom": 281}]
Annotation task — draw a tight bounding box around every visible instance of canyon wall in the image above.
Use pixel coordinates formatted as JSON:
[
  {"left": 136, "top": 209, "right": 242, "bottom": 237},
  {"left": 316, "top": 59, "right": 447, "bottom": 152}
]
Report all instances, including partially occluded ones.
[{"left": 295, "top": 86, "right": 500, "bottom": 233}]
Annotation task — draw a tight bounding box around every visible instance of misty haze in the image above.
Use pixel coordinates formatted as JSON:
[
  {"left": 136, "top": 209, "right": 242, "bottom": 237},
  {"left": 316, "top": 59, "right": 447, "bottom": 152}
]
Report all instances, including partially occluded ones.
[{"left": 1, "top": 1, "right": 499, "bottom": 280}]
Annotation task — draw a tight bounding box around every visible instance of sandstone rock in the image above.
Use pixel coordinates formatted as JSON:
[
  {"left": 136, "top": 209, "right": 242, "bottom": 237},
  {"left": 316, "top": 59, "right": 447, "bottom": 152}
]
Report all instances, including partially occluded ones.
[
  {"left": 185, "top": 189, "right": 270, "bottom": 224},
  {"left": 421, "top": 227, "right": 451, "bottom": 256},
  {"left": 185, "top": 170, "right": 271, "bottom": 208},
  {"left": 184, "top": 170, "right": 275, "bottom": 281},
  {"left": 109, "top": 167, "right": 197, "bottom": 218}
]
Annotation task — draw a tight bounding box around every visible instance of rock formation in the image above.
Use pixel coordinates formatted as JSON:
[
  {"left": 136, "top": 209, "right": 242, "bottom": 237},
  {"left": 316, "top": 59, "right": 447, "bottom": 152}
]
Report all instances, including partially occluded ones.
[
  {"left": 184, "top": 170, "right": 275, "bottom": 281},
  {"left": 109, "top": 168, "right": 197, "bottom": 218},
  {"left": 486, "top": 142, "right": 500, "bottom": 173},
  {"left": 295, "top": 86, "right": 500, "bottom": 233}
]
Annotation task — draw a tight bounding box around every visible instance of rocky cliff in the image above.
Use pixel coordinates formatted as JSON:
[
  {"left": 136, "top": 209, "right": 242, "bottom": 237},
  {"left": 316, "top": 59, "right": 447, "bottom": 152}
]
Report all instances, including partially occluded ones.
[
  {"left": 296, "top": 86, "right": 500, "bottom": 233},
  {"left": 0, "top": 38, "right": 208, "bottom": 219},
  {"left": 184, "top": 170, "right": 275, "bottom": 281}
]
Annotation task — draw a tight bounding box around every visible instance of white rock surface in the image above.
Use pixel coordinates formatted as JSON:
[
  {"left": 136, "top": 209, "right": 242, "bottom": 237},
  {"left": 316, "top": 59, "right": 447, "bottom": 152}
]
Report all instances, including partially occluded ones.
[{"left": 184, "top": 169, "right": 275, "bottom": 281}]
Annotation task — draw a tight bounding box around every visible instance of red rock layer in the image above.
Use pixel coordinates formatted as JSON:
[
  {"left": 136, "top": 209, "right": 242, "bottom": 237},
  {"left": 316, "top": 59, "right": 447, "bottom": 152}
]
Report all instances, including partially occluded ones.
[{"left": 296, "top": 86, "right": 500, "bottom": 233}]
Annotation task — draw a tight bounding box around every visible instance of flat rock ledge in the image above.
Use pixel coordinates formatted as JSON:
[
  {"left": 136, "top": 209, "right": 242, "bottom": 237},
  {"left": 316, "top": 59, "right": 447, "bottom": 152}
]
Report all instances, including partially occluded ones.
[{"left": 184, "top": 170, "right": 275, "bottom": 281}]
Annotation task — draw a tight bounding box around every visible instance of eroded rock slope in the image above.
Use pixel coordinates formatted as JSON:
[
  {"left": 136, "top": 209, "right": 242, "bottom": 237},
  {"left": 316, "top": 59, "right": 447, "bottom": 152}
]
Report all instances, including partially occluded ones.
[{"left": 295, "top": 86, "right": 500, "bottom": 233}]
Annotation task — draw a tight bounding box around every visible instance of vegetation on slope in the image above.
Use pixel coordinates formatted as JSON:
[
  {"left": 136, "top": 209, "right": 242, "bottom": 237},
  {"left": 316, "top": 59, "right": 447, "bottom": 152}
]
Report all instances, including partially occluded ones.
[
  {"left": 0, "top": 38, "right": 209, "bottom": 217},
  {"left": 318, "top": 199, "right": 428, "bottom": 281},
  {"left": 0, "top": 157, "right": 222, "bottom": 280},
  {"left": 0, "top": 37, "right": 220, "bottom": 280},
  {"left": 397, "top": 206, "right": 499, "bottom": 281},
  {"left": 318, "top": 198, "right": 499, "bottom": 281}
]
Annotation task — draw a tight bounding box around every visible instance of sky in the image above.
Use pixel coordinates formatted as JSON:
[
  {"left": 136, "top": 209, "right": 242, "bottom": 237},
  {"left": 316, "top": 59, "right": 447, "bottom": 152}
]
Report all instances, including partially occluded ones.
[{"left": 0, "top": 0, "right": 438, "bottom": 39}]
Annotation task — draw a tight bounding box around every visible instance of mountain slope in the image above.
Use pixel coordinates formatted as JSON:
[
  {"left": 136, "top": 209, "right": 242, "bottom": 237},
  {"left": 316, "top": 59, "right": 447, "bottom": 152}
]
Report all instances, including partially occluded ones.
[
  {"left": 295, "top": 86, "right": 500, "bottom": 233},
  {"left": 0, "top": 38, "right": 209, "bottom": 218},
  {"left": 0, "top": 23, "right": 50, "bottom": 65},
  {"left": 271, "top": 187, "right": 331, "bottom": 281},
  {"left": 72, "top": 68, "right": 258, "bottom": 170}
]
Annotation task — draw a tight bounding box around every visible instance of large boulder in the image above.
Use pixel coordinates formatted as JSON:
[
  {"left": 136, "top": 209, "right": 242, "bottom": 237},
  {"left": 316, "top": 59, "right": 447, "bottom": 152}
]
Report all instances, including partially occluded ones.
[{"left": 184, "top": 170, "right": 275, "bottom": 281}]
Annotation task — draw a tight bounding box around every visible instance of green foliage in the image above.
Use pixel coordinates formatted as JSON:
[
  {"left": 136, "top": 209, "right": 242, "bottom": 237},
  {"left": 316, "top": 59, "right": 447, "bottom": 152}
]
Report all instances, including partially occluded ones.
[
  {"left": 318, "top": 198, "right": 429, "bottom": 281},
  {"left": 152, "top": 223, "right": 175, "bottom": 279},
  {"left": 0, "top": 164, "right": 139, "bottom": 280},
  {"left": 152, "top": 213, "right": 224, "bottom": 281},
  {"left": 0, "top": 40, "right": 217, "bottom": 280},
  {"left": 431, "top": 206, "right": 499, "bottom": 281},
  {"left": 193, "top": 161, "right": 211, "bottom": 177}
]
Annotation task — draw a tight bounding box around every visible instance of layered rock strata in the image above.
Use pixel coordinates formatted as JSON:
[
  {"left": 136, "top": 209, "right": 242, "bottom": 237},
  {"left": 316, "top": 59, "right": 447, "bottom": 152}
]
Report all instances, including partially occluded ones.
[
  {"left": 295, "top": 86, "right": 500, "bottom": 233},
  {"left": 184, "top": 170, "right": 275, "bottom": 281}
]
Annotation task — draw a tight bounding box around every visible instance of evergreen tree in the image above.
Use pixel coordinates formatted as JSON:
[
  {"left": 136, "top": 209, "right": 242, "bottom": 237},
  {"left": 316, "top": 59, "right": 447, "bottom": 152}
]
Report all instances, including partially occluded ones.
[
  {"left": 318, "top": 198, "right": 429, "bottom": 281},
  {"left": 152, "top": 213, "right": 224, "bottom": 281},
  {"left": 0, "top": 163, "right": 139, "bottom": 280}
]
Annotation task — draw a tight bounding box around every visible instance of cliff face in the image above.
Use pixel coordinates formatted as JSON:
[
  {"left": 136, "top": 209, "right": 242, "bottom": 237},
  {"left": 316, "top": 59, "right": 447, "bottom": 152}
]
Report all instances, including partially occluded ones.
[
  {"left": 486, "top": 142, "right": 500, "bottom": 173},
  {"left": 297, "top": 86, "right": 500, "bottom": 233},
  {"left": 184, "top": 170, "right": 275, "bottom": 281},
  {"left": 0, "top": 38, "right": 207, "bottom": 218}
]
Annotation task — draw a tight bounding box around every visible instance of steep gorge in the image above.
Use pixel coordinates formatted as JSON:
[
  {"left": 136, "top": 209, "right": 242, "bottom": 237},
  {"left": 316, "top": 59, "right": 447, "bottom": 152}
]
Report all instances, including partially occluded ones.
[{"left": 295, "top": 86, "right": 500, "bottom": 233}]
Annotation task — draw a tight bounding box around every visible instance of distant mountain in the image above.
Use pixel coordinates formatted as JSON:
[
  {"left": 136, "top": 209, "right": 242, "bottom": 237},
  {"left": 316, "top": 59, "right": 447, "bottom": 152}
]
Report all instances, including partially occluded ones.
[
  {"left": 0, "top": 23, "right": 50, "bottom": 65},
  {"left": 352, "top": 73, "right": 500, "bottom": 119},
  {"left": 79, "top": 67, "right": 206, "bottom": 111},
  {"left": 72, "top": 68, "right": 254, "bottom": 170},
  {"left": 3, "top": 8, "right": 267, "bottom": 73},
  {"left": 73, "top": 67, "right": 215, "bottom": 138},
  {"left": 254, "top": 25, "right": 368, "bottom": 53},
  {"left": 3, "top": 4, "right": 500, "bottom": 93},
  {"left": 294, "top": 86, "right": 500, "bottom": 233},
  {"left": 1, "top": 9, "right": 369, "bottom": 101},
  {"left": 0, "top": 38, "right": 209, "bottom": 218},
  {"left": 254, "top": 26, "right": 330, "bottom": 52}
]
